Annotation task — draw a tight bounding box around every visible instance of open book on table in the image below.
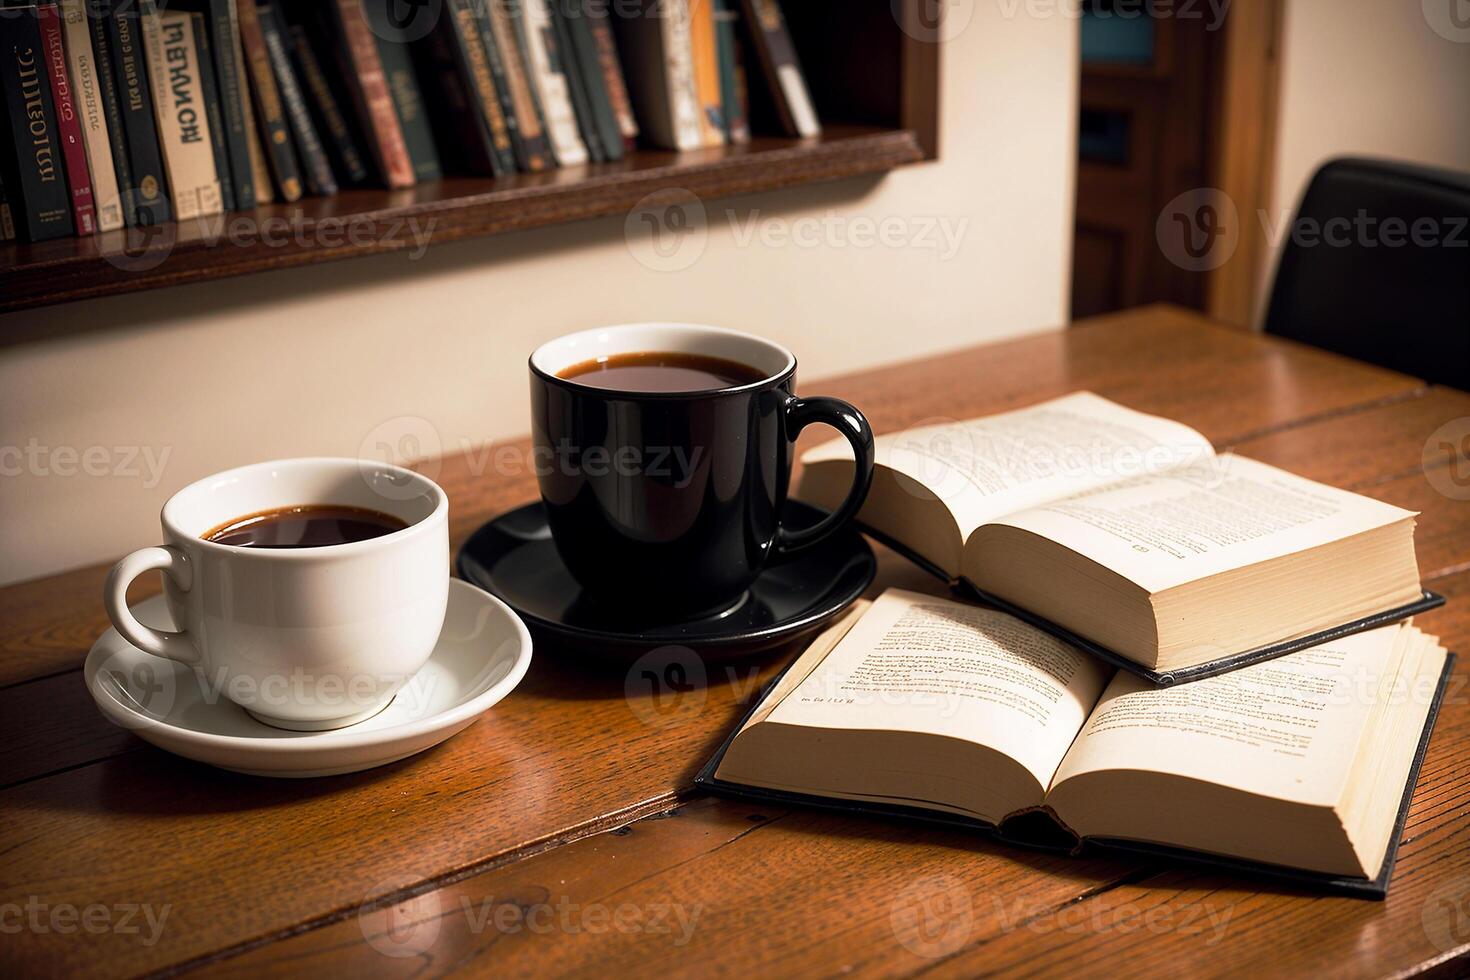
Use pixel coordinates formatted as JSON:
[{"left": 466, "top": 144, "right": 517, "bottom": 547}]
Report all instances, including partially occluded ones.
[
  {"left": 698, "top": 590, "right": 1454, "bottom": 897},
  {"left": 797, "top": 392, "right": 1441, "bottom": 684}
]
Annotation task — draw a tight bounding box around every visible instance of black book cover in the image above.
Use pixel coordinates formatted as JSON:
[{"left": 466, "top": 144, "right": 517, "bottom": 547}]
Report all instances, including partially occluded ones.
[
  {"left": 281, "top": 12, "right": 369, "bottom": 186},
  {"left": 85, "top": 0, "right": 133, "bottom": 225},
  {"left": 555, "top": 0, "right": 620, "bottom": 161},
  {"left": 0, "top": 170, "right": 15, "bottom": 239},
  {"left": 362, "top": 0, "right": 441, "bottom": 181},
  {"left": 0, "top": 1, "right": 74, "bottom": 241},
  {"left": 697, "top": 645, "right": 1457, "bottom": 900},
  {"left": 546, "top": 0, "right": 603, "bottom": 162},
  {"left": 442, "top": 0, "right": 514, "bottom": 176},
  {"left": 409, "top": 3, "right": 497, "bottom": 175},
  {"left": 234, "top": 0, "right": 300, "bottom": 200},
  {"left": 189, "top": 11, "right": 235, "bottom": 211},
  {"left": 175, "top": 0, "right": 254, "bottom": 209},
  {"left": 257, "top": 1, "right": 334, "bottom": 195},
  {"left": 98, "top": 0, "right": 171, "bottom": 225},
  {"left": 467, "top": 0, "right": 531, "bottom": 170}
]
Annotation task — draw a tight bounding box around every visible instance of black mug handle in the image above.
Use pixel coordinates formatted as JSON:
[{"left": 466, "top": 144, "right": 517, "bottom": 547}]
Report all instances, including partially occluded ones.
[{"left": 776, "top": 396, "right": 875, "bottom": 556}]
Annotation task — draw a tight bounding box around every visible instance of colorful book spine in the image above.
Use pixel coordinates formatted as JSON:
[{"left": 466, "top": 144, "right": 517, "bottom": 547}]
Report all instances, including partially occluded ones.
[
  {"left": 59, "top": 0, "right": 123, "bottom": 229},
  {"left": 331, "top": 0, "right": 414, "bottom": 188},
  {"left": 142, "top": 4, "right": 225, "bottom": 219},
  {"left": 364, "top": 0, "right": 441, "bottom": 181},
  {"left": 556, "top": 0, "right": 623, "bottom": 159},
  {"left": 258, "top": 1, "right": 335, "bottom": 195},
  {"left": 713, "top": 0, "right": 749, "bottom": 143},
  {"left": 235, "top": 0, "right": 301, "bottom": 200},
  {"left": 446, "top": 0, "right": 514, "bottom": 175},
  {"left": 85, "top": 0, "right": 134, "bottom": 226},
  {"left": 518, "top": 0, "right": 586, "bottom": 166},
  {"left": 188, "top": 10, "right": 235, "bottom": 211},
  {"left": 0, "top": 2, "right": 73, "bottom": 240},
  {"left": 583, "top": 0, "right": 637, "bottom": 150},
  {"left": 196, "top": 0, "right": 253, "bottom": 209},
  {"left": 483, "top": 0, "right": 549, "bottom": 171},
  {"left": 285, "top": 20, "right": 369, "bottom": 185},
  {"left": 688, "top": 0, "right": 725, "bottom": 146},
  {"left": 36, "top": 1, "right": 96, "bottom": 233},
  {"left": 100, "top": 0, "right": 172, "bottom": 224}
]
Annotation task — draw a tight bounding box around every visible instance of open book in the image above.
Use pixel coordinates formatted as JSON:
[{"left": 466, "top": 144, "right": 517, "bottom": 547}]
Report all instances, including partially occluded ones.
[
  {"left": 700, "top": 590, "right": 1454, "bottom": 896},
  {"left": 797, "top": 392, "right": 1439, "bottom": 683}
]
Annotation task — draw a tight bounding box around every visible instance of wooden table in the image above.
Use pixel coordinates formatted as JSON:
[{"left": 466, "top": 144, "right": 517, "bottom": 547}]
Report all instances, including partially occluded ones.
[{"left": 5, "top": 305, "right": 1469, "bottom": 978}]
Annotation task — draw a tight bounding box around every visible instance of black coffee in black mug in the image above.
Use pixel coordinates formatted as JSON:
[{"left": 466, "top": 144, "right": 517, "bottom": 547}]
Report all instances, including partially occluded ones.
[{"left": 529, "top": 324, "right": 875, "bottom": 616}]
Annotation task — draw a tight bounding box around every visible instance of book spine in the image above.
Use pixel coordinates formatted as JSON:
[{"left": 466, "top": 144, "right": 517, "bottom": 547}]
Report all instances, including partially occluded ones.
[
  {"left": 234, "top": 0, "right": 300, "bottom": 200},
  {"left": 258, "top": 2, "right": 334, "bottom": 196},
  {"left": 363, "top": 0, "right": 441, "bottom": 181},
  {"left": 59, "top": 0, "right": 123, "bottom": 229},
  {"left": 0, "top": 3, "right": 74, "bottom": 241},
  {"left": 739, "top": 0, "right": 818, "bottom": 138},
  {"left": 662, "top": 0, "right": 707, "bottom": 151},
  {"left": 583, "top": 2, "right": 636, "bottom": 149},
  {"left": 518, "top": 0, "right": 585, "bottom": 166},
  {"left": 285, "top": 22, "right": 369, "bottom": 185},
  {"left": 467, "top": 0, "right": 529, "bottom": 171},
  {"left": 143, "top": 4, "right": 224, "bottom": 220},
  {"left": 189, "top": 11, "right": 234, "bottom": 211},
  {"left": 204, "top": 0, "right": 252, "bottom": 209},
  {"left": 556, "top": 0, "right": 620, "bottom": 159},
  {"left": 713, "top": 0, "right": 749, "bottom": 143},
  {"left": 0, "top": 172, "right": 15, "bottom": 239},
  {"left": 485, "top": 0, "right": 549, "bottom": 171},
  {"left": 37, "top": 1, "right": 96, "bottom": 234},
  {"left": 446, "top": 0, "right": 514, "bottom": 175},
  {"left": 85, "top": 0, "right": 133, "bottom": 226},
  {"left": 687, "top": 0, "right": 724, "bottom": 146},
  {"left": 102, "top": 0, "right": 172, "bottom": 224},
  {"left": 331, "top": 0, "right": 414, "bottom": 188},
  {"left": 411, "top": 11, "right": 495, "bottom": 174}
]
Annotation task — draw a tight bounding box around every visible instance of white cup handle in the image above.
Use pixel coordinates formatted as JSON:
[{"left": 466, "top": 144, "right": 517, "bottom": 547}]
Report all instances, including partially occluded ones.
[{"left": 104, "top": 546, "right": 200, "bottom": 665}]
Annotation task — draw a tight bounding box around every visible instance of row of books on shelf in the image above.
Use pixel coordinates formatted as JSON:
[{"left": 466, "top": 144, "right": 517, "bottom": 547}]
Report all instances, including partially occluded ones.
[{"left": 0, "top": 0, "right": 820, "bottom": 244}]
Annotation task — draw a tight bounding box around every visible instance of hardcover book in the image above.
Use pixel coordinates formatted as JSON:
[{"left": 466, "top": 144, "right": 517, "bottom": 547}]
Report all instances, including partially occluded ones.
[
  {"left": 517, "top": 0, "right": 587, "bottom": 166},
  {"left": 142, "top": 4, "right": 226, "bottom": 219},
  {"left": 234, "top": 0, "right": 301, "bottom": 200},
  {"left": 282, "top": 12, "right": 369, "bottom": 186},
  {"left": 328, "top": 0, "right": 414, "bottom": 187},
  {"left": 797, "top": 392, "right": 1442, "bottom": 685},
  {"left": 37, "top": 0, "right": 96, "bottom": 234},
  {"left": 581, "top": 0, "right": 636, "bottom": 150},
  {"left": 737, "top": 0, "right": 817, "bottom": 138},
  {"left": 478, "top": 0, "right": 550, "bottom": 172},
  {"left": 361, "top": 0, "right": 441, "bottom": 181},
  {"left": 699, "top": 591, "right": 1456, "bottom": 898},
  {"left": 257, "top": 1, "right": 335, "bottom": 196},
  {"left": 59, "top": 0, "right": 123, "bottom": 229},
  {"left": 439, "top": 0, "right": 515, "bottom": 176},
  {"left": 84, "top": 0, "right": 134, "bottom": 225},
  {"left": 548, "top": 0, "right": 610, "bottom": 161},
  {"left": 607, "top": 0, "right": 703, "bottom": 151},
  {"left": 188, "top": 10, "right": 235, "bottom": 211},
  {"left": 97, "top": 0, "right": 172, "bottom": 224},
  {"left": 173, "top": 0, "right": 256, "bottom": 209},
  {"left": 0, "top": 1, "right": 74, "bottom": 241},
  {"left": 687, "top": 0, "right": 725, "bottom": 145},
  {"left": 713, "top": 0, "right": 748, "bottom": 143}
]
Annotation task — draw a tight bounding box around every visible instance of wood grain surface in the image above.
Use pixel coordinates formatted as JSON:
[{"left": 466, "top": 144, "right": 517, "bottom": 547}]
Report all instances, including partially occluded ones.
[{"left": 2, "top": 305, "right": 1467, "bottom": 978}]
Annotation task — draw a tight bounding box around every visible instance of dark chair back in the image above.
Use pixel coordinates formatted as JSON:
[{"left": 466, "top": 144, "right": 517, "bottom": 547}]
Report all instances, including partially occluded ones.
[{"left": 1263, "top": 158, "right": 1470, "bottom": 390}]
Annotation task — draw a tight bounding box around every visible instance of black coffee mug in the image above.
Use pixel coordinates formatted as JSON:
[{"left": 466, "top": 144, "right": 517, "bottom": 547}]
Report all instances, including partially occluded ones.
[{"left": 529, "top": 323, "right": 875, "bottom": 617}]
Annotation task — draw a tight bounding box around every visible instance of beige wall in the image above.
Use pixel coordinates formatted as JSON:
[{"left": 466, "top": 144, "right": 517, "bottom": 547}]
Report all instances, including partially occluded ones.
[
  {"left": 1260, "top": 0, "right": 1470, "bottom": 315},
  {"left": 0, "top": 7, "right": 1079, "bottom": 585}
]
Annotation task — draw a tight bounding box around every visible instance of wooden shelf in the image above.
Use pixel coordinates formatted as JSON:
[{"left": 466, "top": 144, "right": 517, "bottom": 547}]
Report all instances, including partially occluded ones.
[{"left": 0, "top": 126, "right": 923, "bottom": 315}]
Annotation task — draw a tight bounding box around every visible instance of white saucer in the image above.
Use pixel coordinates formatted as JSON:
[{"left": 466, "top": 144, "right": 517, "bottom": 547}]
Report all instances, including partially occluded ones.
[{"left": 84, "top": 579, "right": 532, "bottom": 777}]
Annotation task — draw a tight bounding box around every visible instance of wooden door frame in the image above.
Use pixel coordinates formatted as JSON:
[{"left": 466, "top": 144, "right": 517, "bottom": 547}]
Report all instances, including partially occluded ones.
[{"left": 1206, "top": 0, "right": 1286, "bottom": 328}]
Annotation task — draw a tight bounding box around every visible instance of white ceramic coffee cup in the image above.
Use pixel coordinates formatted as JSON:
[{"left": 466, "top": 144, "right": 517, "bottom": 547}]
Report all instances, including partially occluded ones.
[{"left": 103, "top": 458, "right": 450, "bottom": 731}]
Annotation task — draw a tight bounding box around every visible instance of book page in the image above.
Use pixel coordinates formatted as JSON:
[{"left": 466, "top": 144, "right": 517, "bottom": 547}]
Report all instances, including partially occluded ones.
[
  {"left": 987, "top": 454, "right": 1416, "bottom": 593},
  {"left": 1050, "top": 624, "right": 1409, "bottom": 805},
  {"left": 767, "top": 589, "right": 1113, "bottom": 790},
  {"left": 803, "top": 392, "right": 1215, "bottom": 540}
]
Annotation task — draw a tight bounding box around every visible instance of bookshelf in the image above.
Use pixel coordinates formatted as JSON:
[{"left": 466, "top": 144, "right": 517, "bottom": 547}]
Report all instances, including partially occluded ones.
[{"left": 0, "top": 3, "right": 938, "bottom": 316}]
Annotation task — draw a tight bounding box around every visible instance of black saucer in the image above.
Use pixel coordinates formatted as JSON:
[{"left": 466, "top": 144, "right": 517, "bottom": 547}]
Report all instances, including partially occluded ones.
[{"left": 456, "top": 501, "right": 875, "bottom": 657}]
